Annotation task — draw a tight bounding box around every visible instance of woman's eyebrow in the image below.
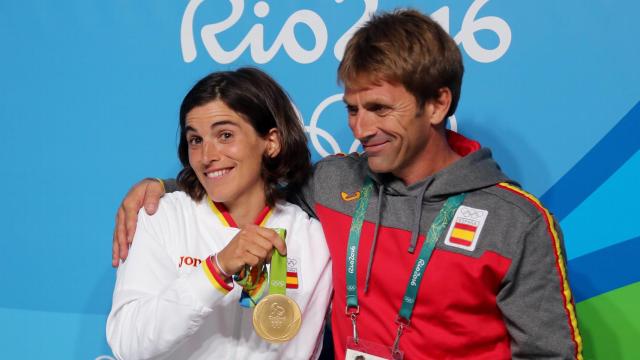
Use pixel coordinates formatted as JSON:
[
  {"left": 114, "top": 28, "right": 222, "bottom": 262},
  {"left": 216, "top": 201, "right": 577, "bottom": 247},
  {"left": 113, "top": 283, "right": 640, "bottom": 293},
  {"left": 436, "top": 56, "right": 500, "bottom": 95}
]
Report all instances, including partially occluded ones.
[{"left": 210, "top": 119, "right": 240, "bottom": 128}]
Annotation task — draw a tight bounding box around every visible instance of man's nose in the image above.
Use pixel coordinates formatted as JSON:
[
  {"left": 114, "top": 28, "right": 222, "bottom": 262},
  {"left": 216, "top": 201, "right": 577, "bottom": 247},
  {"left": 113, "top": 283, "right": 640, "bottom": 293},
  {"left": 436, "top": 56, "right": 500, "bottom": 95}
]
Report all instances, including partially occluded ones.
[{"left": 349, "top": 111, "right": 375, "bottom": 141}]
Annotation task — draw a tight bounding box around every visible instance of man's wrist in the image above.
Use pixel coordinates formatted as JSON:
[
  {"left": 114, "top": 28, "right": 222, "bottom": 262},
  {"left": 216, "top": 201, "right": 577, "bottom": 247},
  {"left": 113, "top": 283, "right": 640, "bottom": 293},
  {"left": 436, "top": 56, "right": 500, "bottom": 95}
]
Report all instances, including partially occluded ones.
[
  {"left": 153, "top": 178, "right": 166, "bottom": 193},
  {"left": 149, "top": 178, "right": 178, "bottom": 193},
  {"left": 162, "top": 179, "right": 178, "bottom": 193}
]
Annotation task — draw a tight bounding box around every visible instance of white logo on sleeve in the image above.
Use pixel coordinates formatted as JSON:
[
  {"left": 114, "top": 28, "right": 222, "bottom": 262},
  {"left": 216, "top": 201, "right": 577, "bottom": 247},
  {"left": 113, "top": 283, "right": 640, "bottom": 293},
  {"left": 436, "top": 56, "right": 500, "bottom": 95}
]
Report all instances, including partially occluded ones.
[{"left": 286, "top": 257, "right": 300, "bottom": 289}]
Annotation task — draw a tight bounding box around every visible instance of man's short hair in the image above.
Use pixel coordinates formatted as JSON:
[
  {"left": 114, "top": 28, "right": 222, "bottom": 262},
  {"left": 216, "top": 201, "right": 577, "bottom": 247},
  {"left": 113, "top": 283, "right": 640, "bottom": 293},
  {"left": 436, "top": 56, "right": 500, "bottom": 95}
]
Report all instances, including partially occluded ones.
[{"left": 338, "top": 9, "right": 464, "bottom": 117}]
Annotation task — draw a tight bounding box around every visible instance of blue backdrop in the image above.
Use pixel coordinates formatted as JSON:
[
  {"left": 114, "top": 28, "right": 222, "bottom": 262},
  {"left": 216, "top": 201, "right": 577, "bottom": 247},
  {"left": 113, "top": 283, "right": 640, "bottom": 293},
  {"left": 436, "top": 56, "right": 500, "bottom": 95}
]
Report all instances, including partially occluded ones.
[{"left": 1, "top": 1, "right": 638, "bottom": 358}]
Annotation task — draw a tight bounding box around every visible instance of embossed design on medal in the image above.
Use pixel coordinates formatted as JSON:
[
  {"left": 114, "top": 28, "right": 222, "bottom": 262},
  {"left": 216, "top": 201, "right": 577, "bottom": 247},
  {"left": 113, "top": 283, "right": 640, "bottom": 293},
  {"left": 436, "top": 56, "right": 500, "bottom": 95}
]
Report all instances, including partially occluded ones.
[
  {"left": 253, "top": 294, "right": 302, "bottom": 342},
  {"left": 268, "top": 302, "right": 286, "bottom": 328}
]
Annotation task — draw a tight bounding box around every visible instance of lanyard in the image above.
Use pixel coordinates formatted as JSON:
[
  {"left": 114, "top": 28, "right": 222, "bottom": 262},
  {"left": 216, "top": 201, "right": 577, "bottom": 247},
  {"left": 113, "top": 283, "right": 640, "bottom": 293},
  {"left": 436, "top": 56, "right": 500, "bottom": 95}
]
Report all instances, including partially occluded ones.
[
  {"left": 345, "top": 177, "right": 374, "bottom": 310},
  {"left": 397, "top": 193, "right": 465, "bottom": 321},
  {"left": 345, "top": 177, "right": 465, "bottom": 353}
]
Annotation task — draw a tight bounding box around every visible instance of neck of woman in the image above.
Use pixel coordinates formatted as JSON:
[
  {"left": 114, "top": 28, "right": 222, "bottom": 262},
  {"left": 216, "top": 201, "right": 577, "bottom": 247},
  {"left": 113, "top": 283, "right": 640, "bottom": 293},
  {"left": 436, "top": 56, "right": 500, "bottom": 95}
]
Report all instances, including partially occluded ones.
[{"left": 224, "top": 192, "right": 268, "bottom": 227}]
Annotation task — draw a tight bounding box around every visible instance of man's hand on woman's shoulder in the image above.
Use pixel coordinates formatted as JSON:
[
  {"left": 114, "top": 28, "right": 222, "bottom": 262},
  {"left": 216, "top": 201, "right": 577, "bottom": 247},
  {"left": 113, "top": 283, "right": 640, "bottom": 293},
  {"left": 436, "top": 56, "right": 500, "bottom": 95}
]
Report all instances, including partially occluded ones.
[{"left": 112, "top": 178, "right": 166, "bottom": 267}]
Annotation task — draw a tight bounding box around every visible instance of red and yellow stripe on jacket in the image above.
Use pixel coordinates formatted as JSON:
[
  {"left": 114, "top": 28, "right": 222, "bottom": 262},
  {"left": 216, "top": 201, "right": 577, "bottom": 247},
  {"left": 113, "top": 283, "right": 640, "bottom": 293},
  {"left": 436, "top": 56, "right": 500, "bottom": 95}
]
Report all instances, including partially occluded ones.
[
  {"left": 497, "top": 182, "right": 583, "bottom": 359},
  {"left": 202, "top": 255, "right": 233, "bottom": 295},
  {"left": 208, "top": 199, "right": 273, "bottom": 228}
]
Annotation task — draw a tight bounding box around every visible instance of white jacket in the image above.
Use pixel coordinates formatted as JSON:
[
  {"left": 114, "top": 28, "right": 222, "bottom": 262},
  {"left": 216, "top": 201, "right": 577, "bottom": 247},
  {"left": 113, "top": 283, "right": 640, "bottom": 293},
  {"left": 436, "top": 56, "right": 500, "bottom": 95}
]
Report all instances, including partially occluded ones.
[{"left": 107, "top": 192, "right": 332, "bottom": 359}]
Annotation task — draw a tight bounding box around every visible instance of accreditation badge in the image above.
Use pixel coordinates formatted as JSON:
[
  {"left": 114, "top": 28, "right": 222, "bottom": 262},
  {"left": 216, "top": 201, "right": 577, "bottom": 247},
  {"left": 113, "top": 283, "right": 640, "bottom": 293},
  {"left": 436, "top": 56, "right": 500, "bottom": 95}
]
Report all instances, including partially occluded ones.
[{"left": 345, "top": 337, "right": 404, "bottom": 360}]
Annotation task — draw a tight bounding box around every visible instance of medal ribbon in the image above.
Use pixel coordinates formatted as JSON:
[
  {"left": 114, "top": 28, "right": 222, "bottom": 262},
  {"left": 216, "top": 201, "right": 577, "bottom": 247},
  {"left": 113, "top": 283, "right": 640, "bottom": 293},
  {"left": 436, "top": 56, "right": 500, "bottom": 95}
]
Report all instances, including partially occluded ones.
[{"left": 269, "top": 228, "right": 288, "bottom": 296}]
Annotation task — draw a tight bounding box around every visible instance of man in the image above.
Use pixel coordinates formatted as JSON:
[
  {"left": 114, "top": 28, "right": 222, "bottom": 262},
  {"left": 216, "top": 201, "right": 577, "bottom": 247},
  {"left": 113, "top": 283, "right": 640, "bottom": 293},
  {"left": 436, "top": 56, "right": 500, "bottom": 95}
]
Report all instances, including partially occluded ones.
[{"left": 113, "top": 9, "right": 582, "bottom": 359}]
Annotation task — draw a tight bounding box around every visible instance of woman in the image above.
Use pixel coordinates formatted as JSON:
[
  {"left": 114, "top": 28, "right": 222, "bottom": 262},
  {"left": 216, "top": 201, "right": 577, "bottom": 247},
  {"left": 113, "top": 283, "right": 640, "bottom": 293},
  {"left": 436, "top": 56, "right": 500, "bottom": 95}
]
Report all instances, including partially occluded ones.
[{"left": 107, "top": 68, "right": 332, "bottom": 359}]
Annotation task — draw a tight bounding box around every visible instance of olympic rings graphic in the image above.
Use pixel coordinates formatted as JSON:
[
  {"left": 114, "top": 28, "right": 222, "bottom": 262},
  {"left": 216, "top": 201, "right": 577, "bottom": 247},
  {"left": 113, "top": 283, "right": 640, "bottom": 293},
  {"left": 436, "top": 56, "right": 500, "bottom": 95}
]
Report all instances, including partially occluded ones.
[{"left": 304, "top": 93, "right": 360, "bottom": 157}]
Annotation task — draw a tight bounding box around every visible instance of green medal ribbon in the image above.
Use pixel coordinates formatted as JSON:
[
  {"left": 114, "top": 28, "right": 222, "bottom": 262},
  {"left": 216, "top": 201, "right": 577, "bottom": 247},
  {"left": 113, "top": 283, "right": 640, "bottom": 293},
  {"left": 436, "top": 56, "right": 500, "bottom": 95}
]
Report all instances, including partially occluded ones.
[
  {"left": 346, "top": 177, "right": 374, "bottom": 309},
  {"left": 269, "top": 228, "right": 288, "bottom": 295}
]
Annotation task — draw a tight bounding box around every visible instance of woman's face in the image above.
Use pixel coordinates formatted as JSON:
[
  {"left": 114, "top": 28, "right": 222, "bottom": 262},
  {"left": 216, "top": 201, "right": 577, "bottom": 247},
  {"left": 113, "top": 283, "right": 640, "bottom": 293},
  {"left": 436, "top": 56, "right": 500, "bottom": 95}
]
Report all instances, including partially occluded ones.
[{"left": 185, "top": 100, "right": 275, "bottom": 207}]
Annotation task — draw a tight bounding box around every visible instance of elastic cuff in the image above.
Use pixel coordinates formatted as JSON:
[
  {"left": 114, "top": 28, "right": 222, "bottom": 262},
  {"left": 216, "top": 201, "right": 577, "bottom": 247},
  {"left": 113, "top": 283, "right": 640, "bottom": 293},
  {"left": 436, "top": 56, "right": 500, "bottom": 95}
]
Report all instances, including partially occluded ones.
[
  {"left": 203, "top": 256, "right": 233, "bottom": 294},
  {"left": 214, "top": 253, "right": 232, "bottom": 278}
]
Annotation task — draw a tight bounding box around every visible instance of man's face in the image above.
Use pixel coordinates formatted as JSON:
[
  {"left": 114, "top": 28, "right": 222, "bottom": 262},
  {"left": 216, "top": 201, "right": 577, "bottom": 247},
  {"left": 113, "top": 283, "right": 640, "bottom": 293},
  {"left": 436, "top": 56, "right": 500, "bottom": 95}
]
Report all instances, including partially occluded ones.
[{"left": 343, "top": 79, "right": 433, "bottom": 182}]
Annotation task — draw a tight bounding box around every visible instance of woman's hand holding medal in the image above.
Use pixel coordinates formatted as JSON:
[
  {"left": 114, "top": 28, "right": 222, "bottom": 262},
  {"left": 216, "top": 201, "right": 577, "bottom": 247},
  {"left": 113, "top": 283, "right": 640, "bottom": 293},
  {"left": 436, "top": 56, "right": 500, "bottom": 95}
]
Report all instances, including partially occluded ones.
[
  {"left": 216, "top": 225, "right": 287, "bottom": 276},
  {"left": 215, "top": 226, "right": 302, "bottom": 343}
]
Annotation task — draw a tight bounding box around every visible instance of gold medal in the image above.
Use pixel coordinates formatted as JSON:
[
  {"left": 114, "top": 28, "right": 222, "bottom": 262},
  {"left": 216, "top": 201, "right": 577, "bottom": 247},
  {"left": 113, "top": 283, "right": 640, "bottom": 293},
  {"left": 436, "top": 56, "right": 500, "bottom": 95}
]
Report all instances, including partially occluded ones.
[
  {"left": 252, "top": 294, "right": 302, "bottom": 343},
  {"left": 253, "top": 228, "right": 300, "bottom": 342}
]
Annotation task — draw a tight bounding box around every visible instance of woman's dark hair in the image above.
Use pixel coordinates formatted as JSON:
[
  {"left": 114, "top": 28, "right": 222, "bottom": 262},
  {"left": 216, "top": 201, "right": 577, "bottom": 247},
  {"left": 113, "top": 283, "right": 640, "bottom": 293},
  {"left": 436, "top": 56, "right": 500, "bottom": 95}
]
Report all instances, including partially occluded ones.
[{"left": 177, "top": 67, "right": 311, "bottom": 206}]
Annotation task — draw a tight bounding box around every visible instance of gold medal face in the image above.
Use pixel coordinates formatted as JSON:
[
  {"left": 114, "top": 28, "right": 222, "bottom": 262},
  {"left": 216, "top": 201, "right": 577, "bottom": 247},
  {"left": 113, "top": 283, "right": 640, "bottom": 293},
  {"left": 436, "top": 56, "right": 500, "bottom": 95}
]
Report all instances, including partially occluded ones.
[{"left": 252, "top": 294, "right": 302, "bottom": 343}]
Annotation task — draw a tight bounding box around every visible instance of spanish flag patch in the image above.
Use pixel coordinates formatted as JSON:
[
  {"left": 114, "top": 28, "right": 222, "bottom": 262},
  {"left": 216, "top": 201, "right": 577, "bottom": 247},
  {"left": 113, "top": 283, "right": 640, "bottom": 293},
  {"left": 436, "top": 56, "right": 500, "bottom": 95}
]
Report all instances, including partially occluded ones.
[
  {"left": 449, "top": 222, "right": 478, "bottom": 246},
  {"left": 444, "top": 205, "right": 488, "bottom": 251},
  {"left": 286, "top": 272, "right": 299, "bottom": 289}
]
